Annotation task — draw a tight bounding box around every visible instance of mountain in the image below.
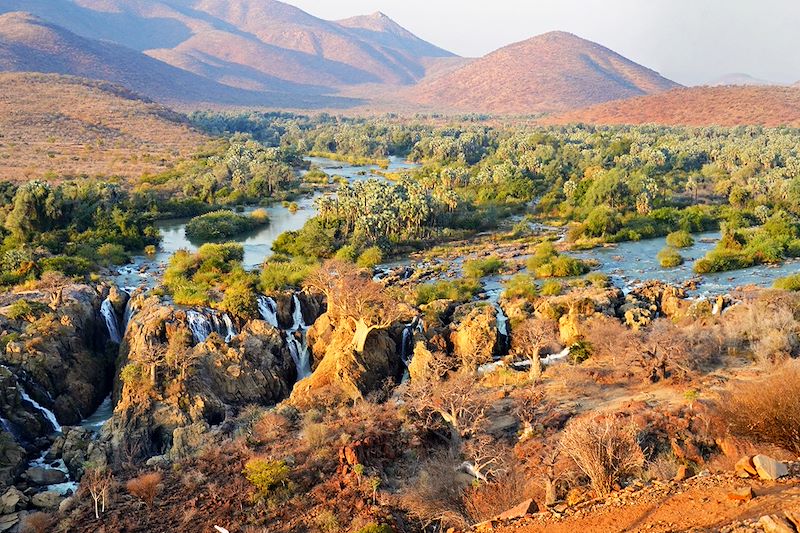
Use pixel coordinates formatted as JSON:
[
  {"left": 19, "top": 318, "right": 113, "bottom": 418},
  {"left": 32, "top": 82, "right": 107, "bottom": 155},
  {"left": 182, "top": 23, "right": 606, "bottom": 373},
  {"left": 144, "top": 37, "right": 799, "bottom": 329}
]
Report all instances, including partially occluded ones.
[
  {"left": 0, "top": 11, "right": 357, "bottom": 108},
  {"left": 0, "top": 0, "right": 455, "bottom": 93},
  {"left": 545, "top": 86, "right": 800, "bottom": 127},
  {"left": 0, "top": 72, "right": 208, "bottom": 180},
  {"left": 707, "top": 73, "right": 780, "bottom": 86},
  {"left": 405, "top": 31, "right": 680, "bottom": 115}
]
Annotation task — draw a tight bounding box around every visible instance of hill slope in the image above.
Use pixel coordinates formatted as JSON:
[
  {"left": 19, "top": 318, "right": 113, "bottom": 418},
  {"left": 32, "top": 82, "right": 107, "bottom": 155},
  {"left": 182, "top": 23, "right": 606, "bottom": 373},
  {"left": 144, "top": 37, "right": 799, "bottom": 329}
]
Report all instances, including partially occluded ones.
[
  {"left": 0, "top": 0, "right": 455, "bottom": 93},
  {"left": 0, "top": 11, "right": 355, "bottom": 108},
  {"left": 406, "top": 31, "right": 680, "bottom": 115},
  {"left": 546, "top": 86, "right": 800, "bottom": 127},
  {"left": 0, "top": 72, "right": 208, "bottom": 180}
]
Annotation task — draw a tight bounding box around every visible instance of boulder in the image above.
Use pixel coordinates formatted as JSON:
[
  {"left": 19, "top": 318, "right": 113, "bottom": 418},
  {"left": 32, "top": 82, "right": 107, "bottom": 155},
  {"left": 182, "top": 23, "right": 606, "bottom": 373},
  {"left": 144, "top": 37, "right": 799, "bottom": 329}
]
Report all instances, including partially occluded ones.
[
  {"left": 406, "top": 337, "right": 437, "bottom": 382},
  {"left": 450, "top": 303, "right": 498, "bottom": 368},
  {"left": 0, "top": 433, "right": 25, "bottom": 490},
  {"left": 31, "top": 491, "right": 62, "bottom": 509},
  {"left": 170, "top": 422, "right": 210, "bottom": 460},
  {"left": 0, "top": 487, "right": 28, "bottom": 514},
  {"left": 0, "top": 512, "right": 18, "bottom": 532},
  {"left": 735, "top": 456, "right": 758, "bottom": 478},
  {"left": 107, "top": 285, "right": 129, "bottom": 317},
  {"left": 752, "top": 455, "right": 789, "bottom": 480},
  {"left": 759, "top": 514, "right": 795, "bottom": 533},
  {"left": 491, "top": 498, "right": 538, "bottom": 522},
  {"left": 727, "top": 486, "right": 754, "bottom": 502},
  {"left": 25, "top": 467, "right": 67, "bottom": 486}
]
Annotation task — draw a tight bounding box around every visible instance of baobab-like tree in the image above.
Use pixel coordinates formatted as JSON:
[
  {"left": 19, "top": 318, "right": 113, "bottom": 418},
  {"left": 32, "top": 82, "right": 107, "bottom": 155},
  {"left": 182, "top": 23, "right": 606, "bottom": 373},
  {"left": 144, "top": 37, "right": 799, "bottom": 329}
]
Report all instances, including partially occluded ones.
[
  {"left": 305, "top": 260, "right": 402, "bottom": 352},
  {"left": 511, "top": 318, "right": 558, "bottom": 380}
]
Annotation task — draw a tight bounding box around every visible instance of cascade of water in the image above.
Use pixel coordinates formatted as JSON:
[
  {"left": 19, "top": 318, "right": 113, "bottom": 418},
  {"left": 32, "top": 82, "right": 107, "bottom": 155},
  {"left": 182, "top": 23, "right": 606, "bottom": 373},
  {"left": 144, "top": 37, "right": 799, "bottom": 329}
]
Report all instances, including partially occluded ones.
[
  {"left": 290, "top": 294, "right": 305, "bottom": 331},
  {"left": 100, "top": 297, "right": 122, "bottom": 344},
  {"left": 257, "top": 296, "right": 279, "bottom": 328},
  {"left": 80, "top": 395, "right": 113, "bottom": 433},
  {"left": 121, "top": 288, "right": 135, "bottom": 333},
  {"left": 286, "top": 334, "right": 312, "bottom": 379},
  {"left": 400, "top": 325, "right": 413, "bottom": 365},
  {"left": 18, "top": 386, "right": 61, "bottom": 433},
  {"left": 221, "top": 313, "right": 236, "bottom": 343},
  {"left": 186, "top": 310, "right": 213, "bottom": 344}
]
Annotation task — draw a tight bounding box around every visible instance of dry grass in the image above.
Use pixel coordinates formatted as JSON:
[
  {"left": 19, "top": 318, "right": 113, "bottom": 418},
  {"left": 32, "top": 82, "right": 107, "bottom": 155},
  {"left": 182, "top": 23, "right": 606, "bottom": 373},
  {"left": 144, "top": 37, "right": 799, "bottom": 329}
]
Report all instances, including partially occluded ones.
[
  {"left": 716, "top": 361, "right": 800, "bottom": 454},
  {"left": 0, "top": 73, "right": 207, "bottom": 182},
  {"left": 559, "top": 413, "right": 644, "bottom": 496},
  {"left": 19, "top": 512, "right": 54, "bottom": 533},
  {"left": 547, "top": 86, "right": 800, "bottom": 127}
]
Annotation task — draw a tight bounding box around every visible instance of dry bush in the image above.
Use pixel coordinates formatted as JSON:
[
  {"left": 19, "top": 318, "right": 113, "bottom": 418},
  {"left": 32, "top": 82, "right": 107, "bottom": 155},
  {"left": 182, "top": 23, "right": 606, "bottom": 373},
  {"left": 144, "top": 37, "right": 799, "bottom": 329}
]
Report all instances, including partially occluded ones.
[
  {"left": 252, "top": 412, "right": 292, "bottom": 445},
  {"left": 559, "top": 414, "right": 644, "bottom": 496},
  {"left": 400, "top": 453, "right": 470, "bottom": 530},
  {"left": 723, "top": 298, "right": 800, "bottom": 362},
  {"left": 463, "top": 466, "right": 534, "bottom": 523},
  {"left": 20, "top": 512, "right": 54, "bottom": 533},
  {"left": 716, "top": 361, "right": 800, "bottom": 454},
  {"left": 583, "top": 314, "right": 641, "bottom": 365},
  {"left": 643, "top": 452, "right": 680, "bottom": 482},
  {"left": 126, "top": 471, "right": 162, "bottom": 508}
]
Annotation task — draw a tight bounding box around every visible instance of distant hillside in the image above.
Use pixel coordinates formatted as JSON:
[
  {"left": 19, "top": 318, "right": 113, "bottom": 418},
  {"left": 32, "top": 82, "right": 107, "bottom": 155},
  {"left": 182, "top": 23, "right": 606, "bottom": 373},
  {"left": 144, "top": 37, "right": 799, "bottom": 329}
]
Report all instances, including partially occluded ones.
[
  {"left": 405, "top": 31, "right": 680, "bottom": 114},
  {"left": 0, "top": 72, "right": 209, "bottom": 181},
  {"left": 0, "top": 0, "right": 455, "bottom": 95},
  {"left": 707, "top": 73, "right": 780, "bottom": 87},
  {"left": 0, "top": 11, "right": 358, "bottom": 109},
  {"left": 545, "top": 86, "right": 800, "bottom": 127}
]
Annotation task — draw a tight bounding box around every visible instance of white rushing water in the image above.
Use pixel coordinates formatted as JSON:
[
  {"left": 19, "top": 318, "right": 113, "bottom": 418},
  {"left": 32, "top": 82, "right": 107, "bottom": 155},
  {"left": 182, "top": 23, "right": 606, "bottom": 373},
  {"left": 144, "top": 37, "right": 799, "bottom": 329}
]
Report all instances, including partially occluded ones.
[
  {"left": 257, "top": 295, "right": 280, "bottom": 328},
  {"left": 100, "top": 297, "right": 122, "bottom": 344},
  {"left": 18, "top": 386, "right": 61, "bottom": 434},
  {"left": 186, "top": 309, "right": 236, "bottom": 344},
  {"left": 287, "top": 295, "right": 312, "bottom": 379}
]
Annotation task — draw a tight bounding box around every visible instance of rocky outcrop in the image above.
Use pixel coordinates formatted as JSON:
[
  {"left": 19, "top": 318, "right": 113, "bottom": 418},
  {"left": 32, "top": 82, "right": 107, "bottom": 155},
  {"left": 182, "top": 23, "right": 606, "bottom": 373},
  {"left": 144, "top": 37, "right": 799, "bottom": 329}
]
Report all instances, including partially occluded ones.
[
  {"left": 46, "top": 426, "right": 106, "bottom": 478},
  {"left": 291, "top": 311, "right": 400, "bottom": 408},
  {"left": 0, "top": 434, "right": 25, "bottom": 491},
  {"left": 0, "top": 285, "right": 115, "bottom": 426},
  {"left": 108, "top": 295, "right": 296, "bottom": 461},
  {"left": 449, "top": 303, "right": 498, "bottom": 368},
  {"left": 622, "top": 281, "right": 691, "bottom": 329}
]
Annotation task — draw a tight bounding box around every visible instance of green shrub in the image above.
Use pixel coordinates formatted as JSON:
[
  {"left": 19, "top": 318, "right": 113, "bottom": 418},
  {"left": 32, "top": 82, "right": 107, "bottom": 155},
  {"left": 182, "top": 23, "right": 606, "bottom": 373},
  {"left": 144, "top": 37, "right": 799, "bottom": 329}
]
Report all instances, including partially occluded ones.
[
  {"left": 775, "top": 274, "right": 800, "bottom": 291},
  {"left": 527, "top": 242, "right": 589, "bottom": 278},
  {"left": 40, "top": 255, "right": 92, "bottom": 277},
  {"left": 415, "top": 279, "right": 480, "bottom": 306},
  {"left": 585, "top": 272, "right": 610, "bottom": 288},
  {"left": 502, "top": 274, "right": 538, "bottom": 301},
  {"left": 6, "top": 299, "right": 48, "bottom": 321},
  {"left": 185, "top": 210, "right": 266, "bottom": 241},
  {"left": 221, "top": 279, "right": 258, "bottom": 318},
  {"left": 334, "top": 245, "right": 359, "bottom": 262},
  {"left": 463, "top": 256, "right": 505, "bottom": 279},
  {"left": 250, "top": 208, "right": 270, "bottom": 224},
  {"left": 356, "top": 247, "right": 383, "bottom": 269},
  {"left": 540, "top": 280, "right": 562, "bottom": 296},
  {"left": 356, "top": 525, "right": 393, "bottom": 533},
  {"left": 666, "top": 230, "right": 694, "bottom": 248},
  {"left": 569, "top": 340, "right": 592, "bottom": 364},
  {"left": 97, "top": 243, "right": 129, "bottom": 265},
  {"left": 243, "top": 458, "right": 290, "bottom": 499},
  {"left": 260, "top": 259, "right": 316, "bottom": 291},
  {"left": 657, "top": 246, "right": 683, "bottom": 268}
]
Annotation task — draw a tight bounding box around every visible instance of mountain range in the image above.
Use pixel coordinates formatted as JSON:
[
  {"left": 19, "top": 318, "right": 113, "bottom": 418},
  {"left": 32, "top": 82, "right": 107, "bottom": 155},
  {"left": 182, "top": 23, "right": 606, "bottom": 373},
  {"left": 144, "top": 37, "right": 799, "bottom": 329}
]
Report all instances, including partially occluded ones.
[
  {"left": 0, "top": 0, "right": 681, "bottom": 114},
  {"left": 0, "top": 0, "right": 798, "bottom": 120}
]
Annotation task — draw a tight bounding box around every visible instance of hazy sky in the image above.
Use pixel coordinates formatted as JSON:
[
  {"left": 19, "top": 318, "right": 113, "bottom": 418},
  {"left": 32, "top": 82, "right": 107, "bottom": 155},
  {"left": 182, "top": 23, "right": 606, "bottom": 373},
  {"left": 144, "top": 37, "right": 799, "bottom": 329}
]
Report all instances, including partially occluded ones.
[{"left": 290, "top": 0, "right": 800, "bottom": 86}]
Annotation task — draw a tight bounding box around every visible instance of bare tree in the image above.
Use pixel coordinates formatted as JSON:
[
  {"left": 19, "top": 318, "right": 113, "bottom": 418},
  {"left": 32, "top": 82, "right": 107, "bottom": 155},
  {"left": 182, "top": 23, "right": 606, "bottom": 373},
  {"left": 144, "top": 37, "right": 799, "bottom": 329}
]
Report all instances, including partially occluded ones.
[
  {"left": 305, "top": 260, "right": 403, "bottom": 352},
  {"left": 512, "top": 318, "right": 558, "bottom": 380},
  {"left": 405, "top": 372, "right": 491, "bottom": 449},
  {"left": 82, "top": 466, "right": 113, "bottom": 519}
]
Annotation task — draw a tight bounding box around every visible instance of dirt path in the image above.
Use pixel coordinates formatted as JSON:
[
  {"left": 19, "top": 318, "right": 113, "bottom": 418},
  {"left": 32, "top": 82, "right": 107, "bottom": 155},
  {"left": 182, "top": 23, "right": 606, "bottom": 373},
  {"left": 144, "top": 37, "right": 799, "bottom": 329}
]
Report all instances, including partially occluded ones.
[{"left": 493, "top": 475, "right": 800, "bottom": 533}]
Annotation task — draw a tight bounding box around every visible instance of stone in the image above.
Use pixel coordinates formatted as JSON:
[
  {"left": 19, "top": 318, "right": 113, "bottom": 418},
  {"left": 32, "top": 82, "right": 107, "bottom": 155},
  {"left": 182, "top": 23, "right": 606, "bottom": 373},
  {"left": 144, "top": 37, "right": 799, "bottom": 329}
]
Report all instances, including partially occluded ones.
[
  {"left": 673, "top": 464, "right": 692, "bottom": 482},
  {"left": 0, "top": 487, "right": 28, "bottom": 514},
  {"left": 783, "top": 510, "right": 800, "bottom": 531},
  {"left": 0, "top": 512, "right": 18, "bottom": 532},
  {"left": 752, "top": 455, "right": 789, "bottom": 481},
  {"left": 759, "top": 514, "right": 795, "bottom": 533},
  {"left": 31, "top": 491, "right": 62, "bottom": 509},
  {"left": 735, "top": 456, "right": 758, "bottom": 478},
  {"left": 25, "top": 466, "right": 67, "bottom": 486},
  {"left": 492, "top": 499, "right": 539, "bottom": 522},
  {"left": 727, "top": 487, "right": 754, "bottom": 502}
]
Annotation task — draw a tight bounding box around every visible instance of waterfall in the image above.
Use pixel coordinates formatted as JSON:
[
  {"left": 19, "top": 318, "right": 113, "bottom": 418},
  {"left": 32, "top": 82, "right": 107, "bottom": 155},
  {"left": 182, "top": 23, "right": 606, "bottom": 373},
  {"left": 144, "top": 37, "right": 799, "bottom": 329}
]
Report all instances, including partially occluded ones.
[
  {"left": 121, "top": 288, "right": 136, "bottom": 333},
  {"left": 18, "top": 386, "right": 61, "bottom": 433},
  {"left": 400, "top": 324, "right": 413, "bottom": 365},
  {"left": 257, "top": 296, "right": 279, "bottom": 328},
  {"left": 290, "top": 294, "right": 305, "bottom": 331},
  {"left": 285, "top": 295, "right": 312, "bottom": 379},
  {"left": 186, "top": 310, "right": 213, "bottom": 344},
  {"left": 100, "top": 297, "right": 122, "bottom": 344},
  {"left": 187, "top": 309, "right": 236, "bottom": 344},
  {"left": 80, "top": 395, "right": 114, "bottom": 433},
  {"left": 286, "top": 334, "right": 312, "bottom": 379}
]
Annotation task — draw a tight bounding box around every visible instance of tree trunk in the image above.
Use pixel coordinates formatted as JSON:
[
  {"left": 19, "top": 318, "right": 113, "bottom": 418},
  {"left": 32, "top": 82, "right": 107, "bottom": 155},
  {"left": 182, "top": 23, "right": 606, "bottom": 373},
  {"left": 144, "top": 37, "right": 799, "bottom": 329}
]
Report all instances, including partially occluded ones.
[
  {"left": 529, "top": 348, "right": 542, "bottom": 381},
  {"left": 352, "top": 320, "right": 376, "bottom": 353}
]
